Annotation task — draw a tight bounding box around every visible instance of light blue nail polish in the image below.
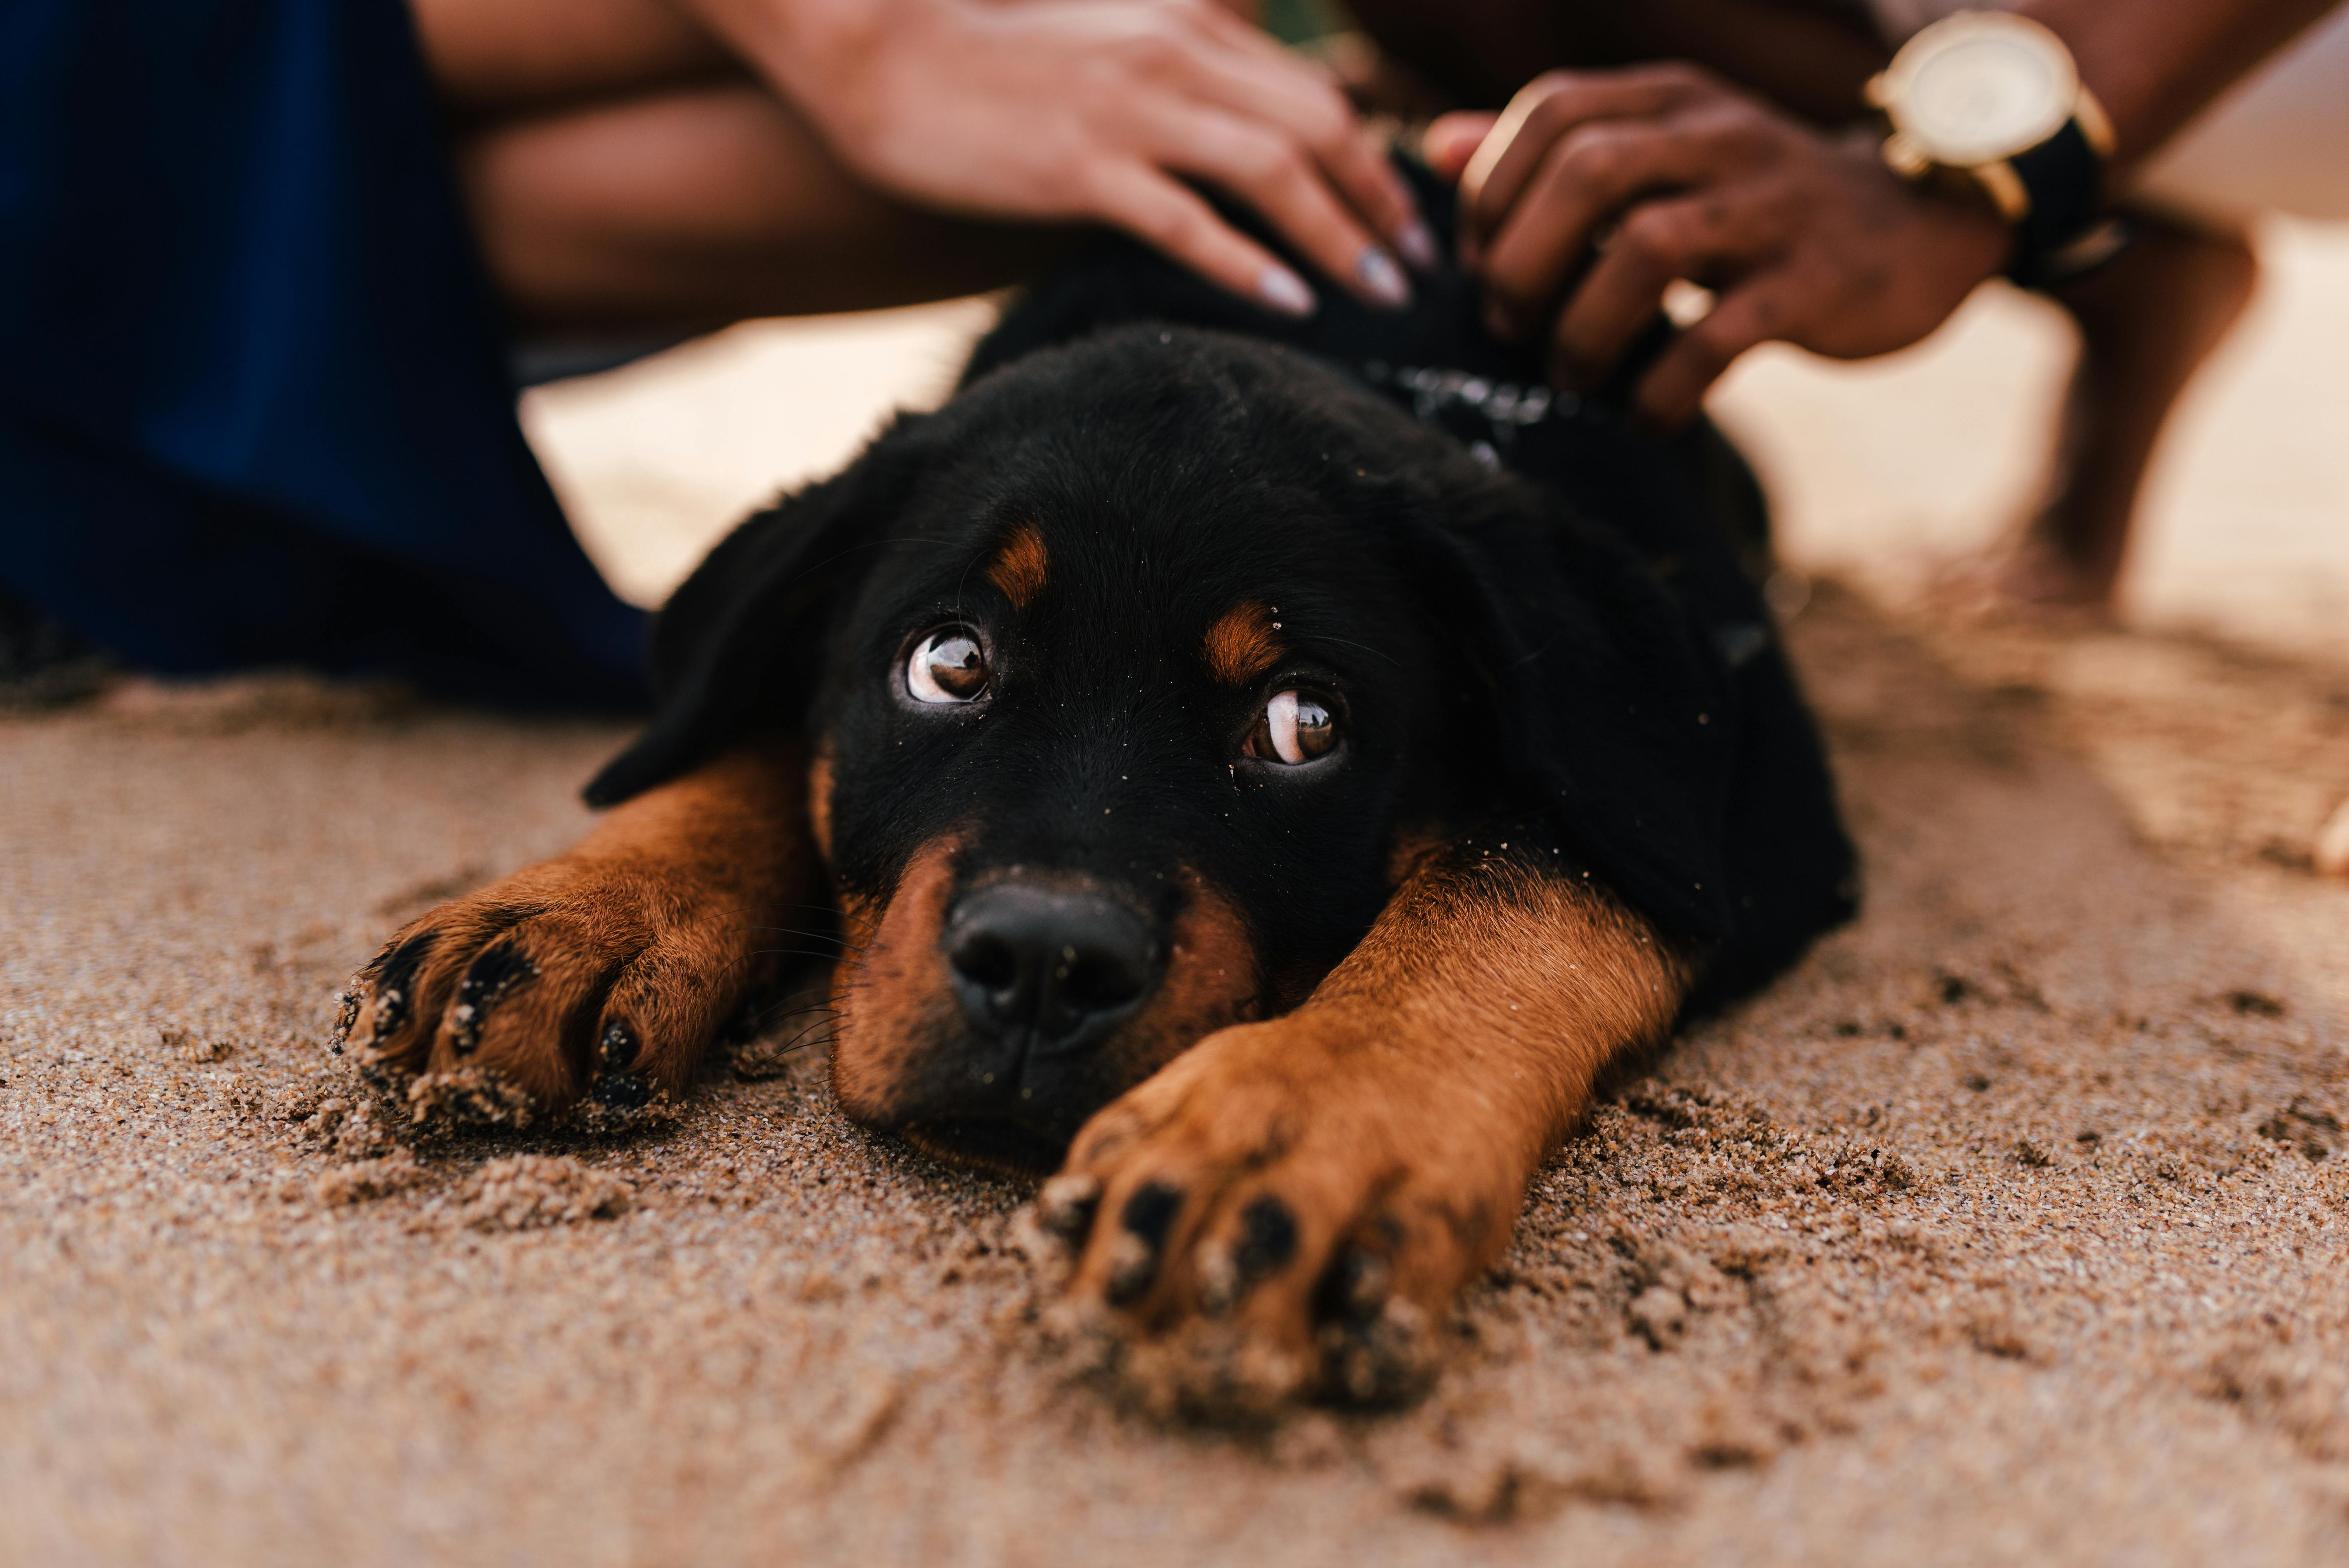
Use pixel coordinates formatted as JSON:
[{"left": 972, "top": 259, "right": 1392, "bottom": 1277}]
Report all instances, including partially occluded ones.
[
  {"left": 1355, "top": 247, "right": 1410, "bottom": 308},
  {"left": 1394, "top": 220, "right": 1440, "bottom": 272},
  {"left": 1257, "top": 264, "right": 1317, "bottom": 318}
]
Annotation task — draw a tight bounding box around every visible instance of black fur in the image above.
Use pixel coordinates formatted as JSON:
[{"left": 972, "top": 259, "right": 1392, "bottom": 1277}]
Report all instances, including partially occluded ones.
[{"left": 588, "top": 164, "right": 1855, "bottom": 1043}]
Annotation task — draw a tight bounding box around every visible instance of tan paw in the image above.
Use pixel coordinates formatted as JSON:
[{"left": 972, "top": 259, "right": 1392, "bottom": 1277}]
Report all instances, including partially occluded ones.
[
  {"left": 1041, "top": 1009, "right": 1529, "bottom": 1417},
  {"left": 337, "top": 856, "right": 765, "bottom": 1128}
]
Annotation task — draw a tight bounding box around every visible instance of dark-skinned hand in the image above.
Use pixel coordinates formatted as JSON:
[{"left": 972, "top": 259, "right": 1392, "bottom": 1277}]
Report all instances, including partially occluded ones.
[{"left": 1424, "top": 64, "right": 2017, "bottom": 428}]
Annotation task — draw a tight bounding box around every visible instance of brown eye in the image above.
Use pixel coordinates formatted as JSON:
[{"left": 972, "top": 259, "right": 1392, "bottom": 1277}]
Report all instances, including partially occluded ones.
[
  {"left": 905, "top": 627, "right": 989, "bottom": 704},
  {"left": 1246, "top": 689, "right": 1338, "bottom": 766}
]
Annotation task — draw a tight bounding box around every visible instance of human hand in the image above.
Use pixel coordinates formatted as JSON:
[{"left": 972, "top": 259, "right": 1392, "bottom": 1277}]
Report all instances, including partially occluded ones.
[
  {"left": 713, "top": 0, "right": 1434, "bottom": 315},
  {"left": 1425, "top": 66, "right": 2014, "bottom": 426}
]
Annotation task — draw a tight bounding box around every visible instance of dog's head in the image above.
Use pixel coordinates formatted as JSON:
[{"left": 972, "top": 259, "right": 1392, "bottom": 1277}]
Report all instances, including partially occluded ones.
[{"left": 588, "top": 326, "right": 1739, "bottom": 1170}]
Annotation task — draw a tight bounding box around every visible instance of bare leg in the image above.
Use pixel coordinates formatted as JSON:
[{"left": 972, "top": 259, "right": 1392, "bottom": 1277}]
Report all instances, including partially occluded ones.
[
  {"left": 409, "top": 0, "right": 1073, "bottom": 333},
  {"left": 453, "top": 86, "right": 1075, "bottom": 333},
  {"left": 1997, "top": 216, "right": 2259, "bottom": 609}
]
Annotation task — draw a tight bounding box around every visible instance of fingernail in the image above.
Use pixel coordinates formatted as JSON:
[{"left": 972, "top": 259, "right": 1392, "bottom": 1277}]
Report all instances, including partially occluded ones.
[
  {"left": 1394, "top": 219, "right": 1440, "bottom": 272},
  {"left": 1256, "top": 263, "right": 1317, "bottom": 318},
  {"left": 1354, "top": 246, "right": 1412, "bottom": 309}
]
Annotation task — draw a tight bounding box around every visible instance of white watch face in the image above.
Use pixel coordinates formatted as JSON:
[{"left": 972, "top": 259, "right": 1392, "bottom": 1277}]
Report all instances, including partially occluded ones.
[{"left": 1896, "top": 27, "right": 2075, "bottom": 165}]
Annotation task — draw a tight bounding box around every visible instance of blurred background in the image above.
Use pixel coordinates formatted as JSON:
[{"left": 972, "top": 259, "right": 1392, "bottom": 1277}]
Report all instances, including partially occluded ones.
[{"left": 525, "top": 218, "right": 2349, "bottom": 666}]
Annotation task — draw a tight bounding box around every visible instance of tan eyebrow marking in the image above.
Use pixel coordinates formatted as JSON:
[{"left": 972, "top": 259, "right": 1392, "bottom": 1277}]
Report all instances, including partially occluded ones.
[
  {"left": 1201, "top": 600, "right": 1284, "bottom": 686},
  {"left": 984, "top": 524, "right": 1049, "bottom": 611}
]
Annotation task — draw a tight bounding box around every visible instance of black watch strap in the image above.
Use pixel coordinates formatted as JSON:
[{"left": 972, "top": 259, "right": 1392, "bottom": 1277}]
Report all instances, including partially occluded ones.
[{"left": 2003, "top": 117, "right": 2108, "bottom": 288}]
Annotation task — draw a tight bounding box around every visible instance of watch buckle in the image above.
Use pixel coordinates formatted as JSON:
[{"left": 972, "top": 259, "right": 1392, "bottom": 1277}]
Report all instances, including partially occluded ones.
[{"left": 1879, "top": 132, "right": 1931, "bottom": 180}]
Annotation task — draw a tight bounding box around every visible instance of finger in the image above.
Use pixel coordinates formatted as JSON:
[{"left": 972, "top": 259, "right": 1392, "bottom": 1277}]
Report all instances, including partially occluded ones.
[
  {"left": 1090, "top": 163, "right": 1319, "bottom": 316},
  {"left": 1421, "top": 112, "right": 1497, "bottom": 181},
  {"left": 1174, "top": 42, "right": 1434, "bottom": 268},
  {"left": 1480, "top": 119, "right": 1727, "bottom": 339},
  {"left": 1460, "top": 64, "right": 1718, "bottom": 256},
  {"left": 1152, "top": 107, "right": 1410, "bottom": 308},
  {"left": 1633, "top": 280, "right": 1786, "bottom": 429},
  {"left": 1550, "top": 194, "right": 1772, "bottom": 389}
]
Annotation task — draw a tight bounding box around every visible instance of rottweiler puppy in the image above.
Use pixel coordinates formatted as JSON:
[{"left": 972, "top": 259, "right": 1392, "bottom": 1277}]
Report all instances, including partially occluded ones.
[{"left": 341, "top": 176, "right": 1855, "bottom": 1406}]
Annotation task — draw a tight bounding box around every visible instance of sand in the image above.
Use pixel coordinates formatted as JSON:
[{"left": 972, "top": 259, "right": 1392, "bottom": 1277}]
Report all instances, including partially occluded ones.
[{"left": 8, "top": 229, "right": 2349, "bottom": 1566}]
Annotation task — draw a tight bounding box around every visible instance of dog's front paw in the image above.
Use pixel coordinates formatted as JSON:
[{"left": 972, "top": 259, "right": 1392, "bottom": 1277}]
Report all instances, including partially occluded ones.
[
  {"left": 338, "top": 856, "right": 762, "bottom": 1129},
  {"left": 1042, "top": 1009, "right": 1529, "bottom": 1417}
]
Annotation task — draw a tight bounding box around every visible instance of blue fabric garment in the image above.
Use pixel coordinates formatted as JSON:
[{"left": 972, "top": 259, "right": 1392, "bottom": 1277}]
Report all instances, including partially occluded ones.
[{"left": 0, "top": 0, "right": 649, "bottom": 711}]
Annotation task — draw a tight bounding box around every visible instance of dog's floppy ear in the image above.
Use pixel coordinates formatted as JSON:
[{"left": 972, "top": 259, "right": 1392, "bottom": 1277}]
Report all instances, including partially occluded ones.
[
  {"left": 1400, "top": 464, "right": 1743, "bottom": 946},
  {"left": 582, "top": 413, "right": 933, "bottom": 807}
]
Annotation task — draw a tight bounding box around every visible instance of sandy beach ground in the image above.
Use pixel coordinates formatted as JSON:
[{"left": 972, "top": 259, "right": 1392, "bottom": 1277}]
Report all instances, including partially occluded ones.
[{"left": 6, "top": 222, "right": 2347, "bottom": 1566}]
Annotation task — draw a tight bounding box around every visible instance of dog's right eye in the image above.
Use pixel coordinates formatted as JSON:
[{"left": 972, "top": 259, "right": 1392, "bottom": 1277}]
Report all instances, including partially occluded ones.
[
  {"left": 1244, "top": 689, "right": 1340, "bottom": 766},
  {"left": 905, "top": 627, "right": 990, "bottom": 704}
]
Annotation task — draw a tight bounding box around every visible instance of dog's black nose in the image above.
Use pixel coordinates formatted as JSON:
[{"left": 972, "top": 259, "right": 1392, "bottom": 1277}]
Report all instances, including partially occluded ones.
[{"left": 944, "top": 882, "right": 1159, "bottom": 1053}]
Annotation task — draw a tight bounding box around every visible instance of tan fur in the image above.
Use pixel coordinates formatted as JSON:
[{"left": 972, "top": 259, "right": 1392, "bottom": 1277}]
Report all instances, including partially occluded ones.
[
  {"left": 827, "top": 840, "right": 966, "bottom": 1127},
  {"left": 984, "top": 524, "right": 1050, "bottom": 611},
  {"left": 807, "top": 740, "right": 836, "bottom": 866},
  {"left": 344, "top": 749, "right": 815, "bottom": 1121},
  {"left": 1200, "top": 601, "right": 1284, "bottom": 687}
]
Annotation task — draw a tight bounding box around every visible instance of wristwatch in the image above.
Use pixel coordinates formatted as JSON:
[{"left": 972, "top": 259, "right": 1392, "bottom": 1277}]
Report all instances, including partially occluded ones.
[{"left": 1864, "top": 11, "right": 2119, "bottom": 286}]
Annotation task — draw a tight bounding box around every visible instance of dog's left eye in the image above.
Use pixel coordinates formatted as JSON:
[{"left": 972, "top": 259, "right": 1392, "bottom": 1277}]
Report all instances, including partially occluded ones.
[
  {"left": 1245, "top": 690, "right": 1339, "bottom": 766},
  {"left": 905, "top": 627, "right": 990, "bottom": 704}
]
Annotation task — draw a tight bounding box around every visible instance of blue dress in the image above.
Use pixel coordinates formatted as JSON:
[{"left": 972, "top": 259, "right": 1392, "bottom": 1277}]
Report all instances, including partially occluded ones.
[{"left": 0, "top": 0, "right": 648, "bottom": 710}]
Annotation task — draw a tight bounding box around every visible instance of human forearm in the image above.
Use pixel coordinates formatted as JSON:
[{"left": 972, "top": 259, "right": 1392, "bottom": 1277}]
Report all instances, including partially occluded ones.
[
  {"left": 657, "top": 0, "right": 1435, "bottom": 312},
  {"left": 2017, "top": 0, "right": 2345, "bottom": 166},
  {"left": 661, "top": 0, "right": 898, "bottom": 141}
]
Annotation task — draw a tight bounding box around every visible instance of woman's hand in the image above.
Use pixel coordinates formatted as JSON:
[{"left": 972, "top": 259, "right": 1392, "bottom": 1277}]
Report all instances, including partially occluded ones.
[
  {"left": 693, "top": 0, "right": 1434, "bottom": 315},
  {"left": 1426, "top": 65, "right": 2014, "bottom": 426}
]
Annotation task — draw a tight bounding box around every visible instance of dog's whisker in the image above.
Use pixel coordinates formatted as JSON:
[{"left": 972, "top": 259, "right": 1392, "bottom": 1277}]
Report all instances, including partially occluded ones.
[
  {"left": 763, "top": 901, "right": 879, "bottom": 933},
  {"left": 768, "top": 1021, "right": 840, "bottom": 1057},
  {"left": 747, "top": 948, "right": 856, "bottom": 966},
  {"left": 744, "top": 925, "right": 857, "bottom": 946},
  {"left": 756, "top": 1000, "right": 843, "bottom": 1024}
]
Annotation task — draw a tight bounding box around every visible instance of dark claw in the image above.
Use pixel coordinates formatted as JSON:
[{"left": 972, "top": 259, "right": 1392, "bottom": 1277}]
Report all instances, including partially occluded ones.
[
  {"left": 447, "top": 943, "right": 537, "bottom": 1055},
  {"left": 1121, "top": 1180, "right": 1183, "bottom": 1246},
  {"left": 598, "top": 1019, "right": 640, "bottom": 1073},
  {"left": 593, "top": 1073, "right": 650, "bottom": 1112},
  {"left": 330, "top": 989, "right": 360, "bottom": 1052},
  {"left": 368, "top": 934, "right": 436, "bottom": 1043},
  {"left": 1105, "top": 1180, "right": 1184, "bottom": 1306},
  {"left": 1314, "top": 1244, "right": 1394, "bottom": 1326},
  {"left": 1232, "top": 1195, "right": 1298, "bottom": 1284}
]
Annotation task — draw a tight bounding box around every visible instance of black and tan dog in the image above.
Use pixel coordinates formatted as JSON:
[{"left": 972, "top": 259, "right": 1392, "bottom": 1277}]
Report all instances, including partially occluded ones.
[{"left": 341, "top": 178, "right": 1855, "bottom": 1405}]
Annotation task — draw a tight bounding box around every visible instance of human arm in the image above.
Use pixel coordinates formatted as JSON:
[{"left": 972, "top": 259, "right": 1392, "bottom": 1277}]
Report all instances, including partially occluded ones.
[
  {"left": 673, "top": 0, "right": 1437, "bottom": 313},
  {"left": 1427, "top": 0, "right": 2343, "bottom": 424}
]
